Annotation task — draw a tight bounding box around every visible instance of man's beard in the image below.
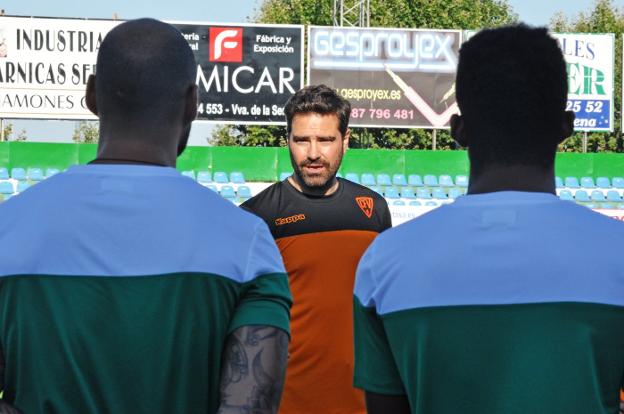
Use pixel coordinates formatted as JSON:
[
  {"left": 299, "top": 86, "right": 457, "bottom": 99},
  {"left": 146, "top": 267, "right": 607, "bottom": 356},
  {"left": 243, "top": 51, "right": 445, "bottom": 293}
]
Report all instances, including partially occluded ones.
[{"left": 290, "top": 150, "right": 343, "bottom": 191}]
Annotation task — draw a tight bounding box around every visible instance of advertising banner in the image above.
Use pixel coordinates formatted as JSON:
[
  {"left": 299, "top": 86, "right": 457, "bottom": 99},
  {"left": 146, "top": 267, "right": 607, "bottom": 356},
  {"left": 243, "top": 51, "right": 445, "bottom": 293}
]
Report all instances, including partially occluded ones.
[
  {"left": 308, "top": 26, "right": 462, "bottom": 129},
  {"left": 553, "top": 33, "right": 614, "bottom": 132},
  {"left": 0, "top": 17, "right": 304, "bottom": 124}
]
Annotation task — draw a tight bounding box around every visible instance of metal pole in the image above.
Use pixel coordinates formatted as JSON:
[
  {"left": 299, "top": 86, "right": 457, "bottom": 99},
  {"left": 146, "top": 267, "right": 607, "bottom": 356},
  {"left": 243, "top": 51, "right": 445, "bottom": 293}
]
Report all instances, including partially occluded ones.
[
  {"left": 432, "top": 129, "right": 437, "bottom": 151},
  {"left": 582, "top": 131, "right": 588, "bottom": 153},
  {"left": 0, "top": 119, "right": 4, "bottom": 142}
]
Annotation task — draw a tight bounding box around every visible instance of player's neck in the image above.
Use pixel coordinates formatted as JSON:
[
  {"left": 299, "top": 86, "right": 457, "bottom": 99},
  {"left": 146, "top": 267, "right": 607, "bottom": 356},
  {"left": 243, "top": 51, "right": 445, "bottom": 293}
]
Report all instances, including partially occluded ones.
[
  {"left": 288, "top": 175, "right": 340, "bottom": 197},
  {"left": 467, "top": 164, "right": 556, "bottom": 195},
  {"left": 94, "top": 135, "right": 177, "bottom": 168}
]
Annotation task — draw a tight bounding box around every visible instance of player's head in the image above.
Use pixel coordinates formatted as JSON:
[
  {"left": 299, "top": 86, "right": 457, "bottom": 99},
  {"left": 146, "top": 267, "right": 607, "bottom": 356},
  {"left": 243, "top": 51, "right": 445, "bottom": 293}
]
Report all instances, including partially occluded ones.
[
  {"left": 451, "top": 24, "right": 574, "bottom": 174},
  {"left": 284, "top": 84, "right": 351, "bottom": 189},
  {"left": 86, "top": 18, "right": 198, "bottom": 161}
]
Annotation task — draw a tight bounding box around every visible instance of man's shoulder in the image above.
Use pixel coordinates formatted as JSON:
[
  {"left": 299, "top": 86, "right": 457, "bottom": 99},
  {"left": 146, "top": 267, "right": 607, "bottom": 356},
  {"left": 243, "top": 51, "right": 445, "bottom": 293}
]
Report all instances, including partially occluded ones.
[{"left": 339, "top": 178, "right": 387, "bottom": 203}]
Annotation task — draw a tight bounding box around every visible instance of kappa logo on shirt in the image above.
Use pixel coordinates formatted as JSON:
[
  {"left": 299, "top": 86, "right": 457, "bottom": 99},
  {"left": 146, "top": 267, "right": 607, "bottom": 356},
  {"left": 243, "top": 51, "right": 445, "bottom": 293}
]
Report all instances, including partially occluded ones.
[
  {"left": 275, "top": 213, "right": 306, "bottom": 226},
  {"left": 356, "top": 196, "right": 374, "bottom": 219}
]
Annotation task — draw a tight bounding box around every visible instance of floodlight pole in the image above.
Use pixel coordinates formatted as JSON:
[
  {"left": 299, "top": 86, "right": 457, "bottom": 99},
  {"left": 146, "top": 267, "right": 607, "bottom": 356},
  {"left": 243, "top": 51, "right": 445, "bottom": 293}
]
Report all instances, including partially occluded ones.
[
  {"left": 333, "top": 0, "right": 370, "bottom": 27},
  {"left": 582, "top": 131, "right": 588, "bottom": 153},
  {"left": 432, "top": 129, "right": 437, "bottom": 150},
  {"left": 0, "top": 119, "right": 4, "bottom": 142}
]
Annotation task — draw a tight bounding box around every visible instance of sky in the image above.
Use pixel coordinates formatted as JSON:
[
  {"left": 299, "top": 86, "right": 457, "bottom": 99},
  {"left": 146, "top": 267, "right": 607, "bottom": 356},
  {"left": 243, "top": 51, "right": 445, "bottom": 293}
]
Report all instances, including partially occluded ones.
[{"left": 1, "top": 0, "right": 622, "bottom": 145}]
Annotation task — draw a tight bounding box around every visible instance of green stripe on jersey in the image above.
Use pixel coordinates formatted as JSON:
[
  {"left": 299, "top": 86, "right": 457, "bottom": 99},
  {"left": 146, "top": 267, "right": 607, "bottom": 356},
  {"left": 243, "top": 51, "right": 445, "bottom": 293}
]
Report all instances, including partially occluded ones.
[
  {"left": 0, "top": 272, "right": 290, "bottom": 414},
  {"left": 354, "top": 299, "right": 624, "bottom": 414}
]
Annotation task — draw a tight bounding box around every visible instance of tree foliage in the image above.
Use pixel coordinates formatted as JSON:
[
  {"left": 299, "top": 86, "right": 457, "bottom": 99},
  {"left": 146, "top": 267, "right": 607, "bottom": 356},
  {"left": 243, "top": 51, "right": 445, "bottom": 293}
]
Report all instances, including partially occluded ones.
[
  {"left": 551, "top": 0, "right": 624, "bottom": 153},
  {"left": 211, "top": 0, "right": 517, "bottom": 148},
  {"left": 72, "top": 121, "right": 99, "bottom": 144}
]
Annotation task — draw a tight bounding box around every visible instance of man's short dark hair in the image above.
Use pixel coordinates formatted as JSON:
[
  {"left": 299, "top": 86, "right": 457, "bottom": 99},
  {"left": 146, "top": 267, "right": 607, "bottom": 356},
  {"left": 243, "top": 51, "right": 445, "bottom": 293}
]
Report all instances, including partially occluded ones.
[
  {"left": 284, "top": 85, "right": 351, "bottom": 137},
  {"left": 95, "top": 18, "right": 196, "bottom": 123},
  {"left": 456, "top": 24, "right": 568, "bottom": 169}
]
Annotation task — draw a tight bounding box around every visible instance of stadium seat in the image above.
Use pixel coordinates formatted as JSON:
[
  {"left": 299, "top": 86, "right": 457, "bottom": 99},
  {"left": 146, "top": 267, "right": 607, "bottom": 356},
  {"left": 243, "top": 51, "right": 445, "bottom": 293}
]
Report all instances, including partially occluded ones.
[
  {"left": 376, "top": 174, "right": 392, "bottom": 187},
  {"left": 27, "top": 168, "right": 44, "bottom": 181},
  {"left": 45, "top": 168, "right": 60, "bottom": 178},
  {"left": 361, "top": 173, "right": 376, "bottom": 186},
  {"left": 393, "top": 200, "right": 406, "bottom": 206},
  {"left": 612, "top": 177, "right": 624, "bottom": 189},
  {"left": 596, "top": 177, "right": 611, "bottom": 188},
  {"left": 197, "top": 171, "right": 212, "bottom": 183},
  {"left": 439, "top": 175, "right": 454, "bottom": 187},
  {"left": 345, "top": 173, "right": 360, "bottom": 184},
  {"left": 618, "top": 203, "right": 624, "bottom": 209},
  {"left": 448, "top": 188, "right": 463, "bottom": 199},
  {"left": 590, "top": 190, "right": 605, "bottom": 202},
  {"left": 384, "top": 187, "right": 400, "bottom": 199},
  {"left": 408, "top": 200, "right": 422, "bottom": 206},
  {"left": 369, "top": 186, "right": 383, "bottom": 196},
  {"left": 401, "top": 188, "right": 416, "bottom": 199},
  {"left": 416, "top": 188, "right": 432, "bottom": 199},
  {"left": 423, "top": 175, "right": 438, "bottom": 187},
  {"left": 555, "top": 176, "right": 563, "bottom": 188},
  {"left": 580, "top": 177, "right": 595, "bottom": 188},
  {"left": 574, "top": 190, "right": 590, "bottom": 202},
  {"left": 424, "top": 201, "right": 439, "bottom": 207},
  {"left": 606, "top": 190, "right": 622, "bottom": 202},
  {"left": 336, "top": 172, "right": 342, "bottom": 178},
  {"left": 585, "top": 203, "right": 597, "bottom": 209},
  {"left": 230, "top": 172, "right": 245, "bottom": 184},
  {"left": 0, "top": 168, "right": 8, "bottom": 180},
  {"left": 17, "top": 181, "right": 30, "bottom": 193},
  {"left": 0, "top": 181, "right": 14, "bottom": 194},
  {"left": 408, "top": 174, "right": 423, "bottom": 187},
  {"left": 392, "top": 174, "right": 407, "bottom": 186},
  {"left": 280, "top": 172, "right": 292, "bottom": 181},
  {"left": 455, "top": 175, "right": 468, "bottom": 188},
  {"left": 237, "top": 185, "right": 252, "bottom": 199},
  {"left": 11, "top": 168, "right": 26, "bottom": 181},
  {"left": 432, "top": 187, "right": 448, "bottom": 199},
  {"left": 220, "top": 185, "right": 236, "bottom": 199},
  {"left": 181, "top": 170, "right": 196, "bottom": 180},
  {"left": 206, "top": 184, "right": 218, "bottom": 192},
  {"left": 565, "top": 176, "right": 580, "bottom": 188},
  {"left": 601, "top": 202, "right": 615, "bottom": 209},
  {"left": 558, "top": 190, "right": 574, "bottom": 201},
  {"left": 213, "top": 171, "right": 229, "bottom": 184}
]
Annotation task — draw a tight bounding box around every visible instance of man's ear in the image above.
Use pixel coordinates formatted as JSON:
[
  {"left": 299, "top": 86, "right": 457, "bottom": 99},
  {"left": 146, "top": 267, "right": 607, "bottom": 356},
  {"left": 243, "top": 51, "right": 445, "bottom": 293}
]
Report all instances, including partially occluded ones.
[
  {"left": 85, "top": 75, "right": 98, "bottom": 116},
  {"left": 342, "top": 127, "right": 351, "bottom": 153},
  {"left": 450, "top": 114, "right": 468, "bottom": 147},
  {"left": 183, "top": 84, "right": 198, "bottom": 125},
  {"left": 558, "top": 110, "right": 575, "bottom": 144}
]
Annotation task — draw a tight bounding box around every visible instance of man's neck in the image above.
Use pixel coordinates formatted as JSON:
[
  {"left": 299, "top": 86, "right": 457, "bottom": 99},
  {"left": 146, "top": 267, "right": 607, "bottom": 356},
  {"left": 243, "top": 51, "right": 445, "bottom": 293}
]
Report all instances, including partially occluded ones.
[
  {"left": 288, "top": 174, "right": 340, "bottom": 197},
  {"left": 467, "top": 164, "right": 556, "bottom": 195},
  {"left": 94, "top": 135, "right": 177, "bottom": 167}
]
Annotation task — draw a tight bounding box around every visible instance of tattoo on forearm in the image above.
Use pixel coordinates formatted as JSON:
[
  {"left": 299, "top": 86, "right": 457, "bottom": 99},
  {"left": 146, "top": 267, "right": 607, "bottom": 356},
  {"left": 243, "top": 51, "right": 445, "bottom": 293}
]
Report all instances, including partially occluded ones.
[{"left": 217, "top": 326, "right": 289, "bottom": 414}]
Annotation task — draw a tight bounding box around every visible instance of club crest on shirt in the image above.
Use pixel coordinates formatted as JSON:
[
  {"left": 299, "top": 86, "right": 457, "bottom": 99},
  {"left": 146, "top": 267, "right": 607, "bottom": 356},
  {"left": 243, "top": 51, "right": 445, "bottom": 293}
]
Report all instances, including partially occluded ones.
[{"left": 355, "top": 196, "right": 374, "bottom": 219}]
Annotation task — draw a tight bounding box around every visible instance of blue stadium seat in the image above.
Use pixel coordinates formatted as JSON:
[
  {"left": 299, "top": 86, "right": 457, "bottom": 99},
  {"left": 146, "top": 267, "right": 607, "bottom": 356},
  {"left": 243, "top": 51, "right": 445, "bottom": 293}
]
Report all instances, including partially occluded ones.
[
  {"left": 220, "top": 185, "right": 236, "bottom": 199},
  {"left": 401, "top": 188, "right": 416, "bottom": 199},
  {"left": 612, "top": 177, "right": 624, "bottom": 189},
  {"left": 206, "top": 184, "right": 218, "bottom": 192},
  {"left": 580, "top": 177, "right": 595, "bottom": 188},
  {"left": 361, "top": 173, "right": 376, "bottom": 186},
  {"left": 197, "top": 171, "right": 212, "bottom": 183},
  {"left": 384, "top": 187, "right": 400, "bottom": 199},
  {"left": 448, "top": 188, "right": 462, "bottom": 199},
  {"left": 424, "top": 201, "right": 439, "bottom": 207},
  {"left": 376, "top": 174, "right": 392, "bottom": 187},
  {"left": 565, "top": 176, "right": 580, "bottom": 188},
  {"left": 213, "top": 171, "right": 229, "bottom": 184},
  {"left": 345, "top": 173, "right": 360, "bottom": 184},
  {"left": 408, "top": 174, "right": 423, "bottom": 187},
  {"left": 237, "top": 185, "right": 252, "bottom": 199},
  {"left": 432, "top": 187, "right": 448, "bottom": 199},
  {"left": 455, "top": 175, "right": 468, "bottom": 188},
  {"left": 596, "top": 177, "right": 611, "bottom": 188},
  {"left": 230, "top": 172, "right": 245, "bottom": 184},
  {"left": 45, "top": 168, "right": 60, "bottom": 178},
  {"left": 606, "top": 190, "right": 622, "bottom": 202},
  {"left": 392, "top": 174, "right": 407, "bottom": 186},
  {"left": 27, "top": 167, "right": 44, "bottom": 181},
  {"left": 555, "top": 176, "right": 563, "bottom": 188},
  {"left": 181, "top": 170, "right": 196, "bottom": 180},
  {"left": 590, "top": 190, "right": 605, "bottom": 202},
  {"left": 423, "top": 174, "right": 438, "bottom": 187},
  {"left": 574, "top": 190, "right": 590, "bottom": 202},
  {"left": 393, "top": 200, "right": 406, "bottom": 206},
  {"left": 0, "top": 168, "right": 8, "bottom": 180},
  {"left": 369, "top": 186, "right": 383, "bottom": 196},
  {"left": 439, "top": 175, "right": 454, "bottom": 187},
  {"left": 558, "top": 190, "right": 574, "bottom": 201},
  {"left": 601, "top": 202, "right": 615, "bottom": 209},
  {"left": 0, "top": 181, "right": 14, "bottom": 194},
  {"left": 416, "top": 188, "right": 432, "bottom": 199},
  {"left": 408, "top": 200, "right": 422, "bottom": 206},
  {"left": 17, "top": 181, "right": 30, "bottom": 193},
  {"left": 585, "top": 203, "right": 597, "bottom": 209},
  {"left": 279, "top": 172, "right": 292, "bottom": 181},
  {"left": 11, "top": 168, "right": 26, "bottom": 181}
]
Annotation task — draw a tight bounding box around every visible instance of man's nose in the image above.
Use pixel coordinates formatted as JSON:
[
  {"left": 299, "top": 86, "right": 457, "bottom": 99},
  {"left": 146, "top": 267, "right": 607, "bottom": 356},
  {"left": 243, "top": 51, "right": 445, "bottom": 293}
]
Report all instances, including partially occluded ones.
[{"left": 307, "top": 141, "right": 320, "bottom": 160}]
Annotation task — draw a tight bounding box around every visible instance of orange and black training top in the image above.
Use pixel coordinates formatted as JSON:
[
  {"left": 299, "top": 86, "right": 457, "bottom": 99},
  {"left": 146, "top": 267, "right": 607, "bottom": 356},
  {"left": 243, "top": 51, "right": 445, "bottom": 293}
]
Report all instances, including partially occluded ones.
[{"left": 241, "top": 178, "right": 391, "bottom": 414}]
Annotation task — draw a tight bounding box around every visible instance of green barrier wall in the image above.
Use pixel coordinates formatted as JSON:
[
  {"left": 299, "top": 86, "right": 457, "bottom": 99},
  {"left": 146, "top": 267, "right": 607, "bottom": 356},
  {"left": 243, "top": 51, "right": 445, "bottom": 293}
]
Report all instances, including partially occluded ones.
[{"left": 1, "top": 142, "right": 624, "bottom": 180}]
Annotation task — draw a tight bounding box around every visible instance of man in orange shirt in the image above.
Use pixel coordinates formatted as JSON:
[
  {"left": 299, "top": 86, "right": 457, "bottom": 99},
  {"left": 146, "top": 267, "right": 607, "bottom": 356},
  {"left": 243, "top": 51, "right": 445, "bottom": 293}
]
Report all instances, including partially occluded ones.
[{"left": 242, "top": 84, "right": 391, "bottom": 414}]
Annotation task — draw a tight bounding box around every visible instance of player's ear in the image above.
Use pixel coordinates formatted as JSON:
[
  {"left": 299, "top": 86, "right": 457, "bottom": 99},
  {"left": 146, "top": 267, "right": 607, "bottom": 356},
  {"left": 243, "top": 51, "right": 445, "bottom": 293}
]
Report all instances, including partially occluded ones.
[
  {"left": 85, "top": 75, "right": 98, "bottom": 116},
  {"left": 343, "top": 128, "right": 351, "bottom": 152},
  {"left": 450, "top": 114, "right": 467, "bottom": 148}
]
